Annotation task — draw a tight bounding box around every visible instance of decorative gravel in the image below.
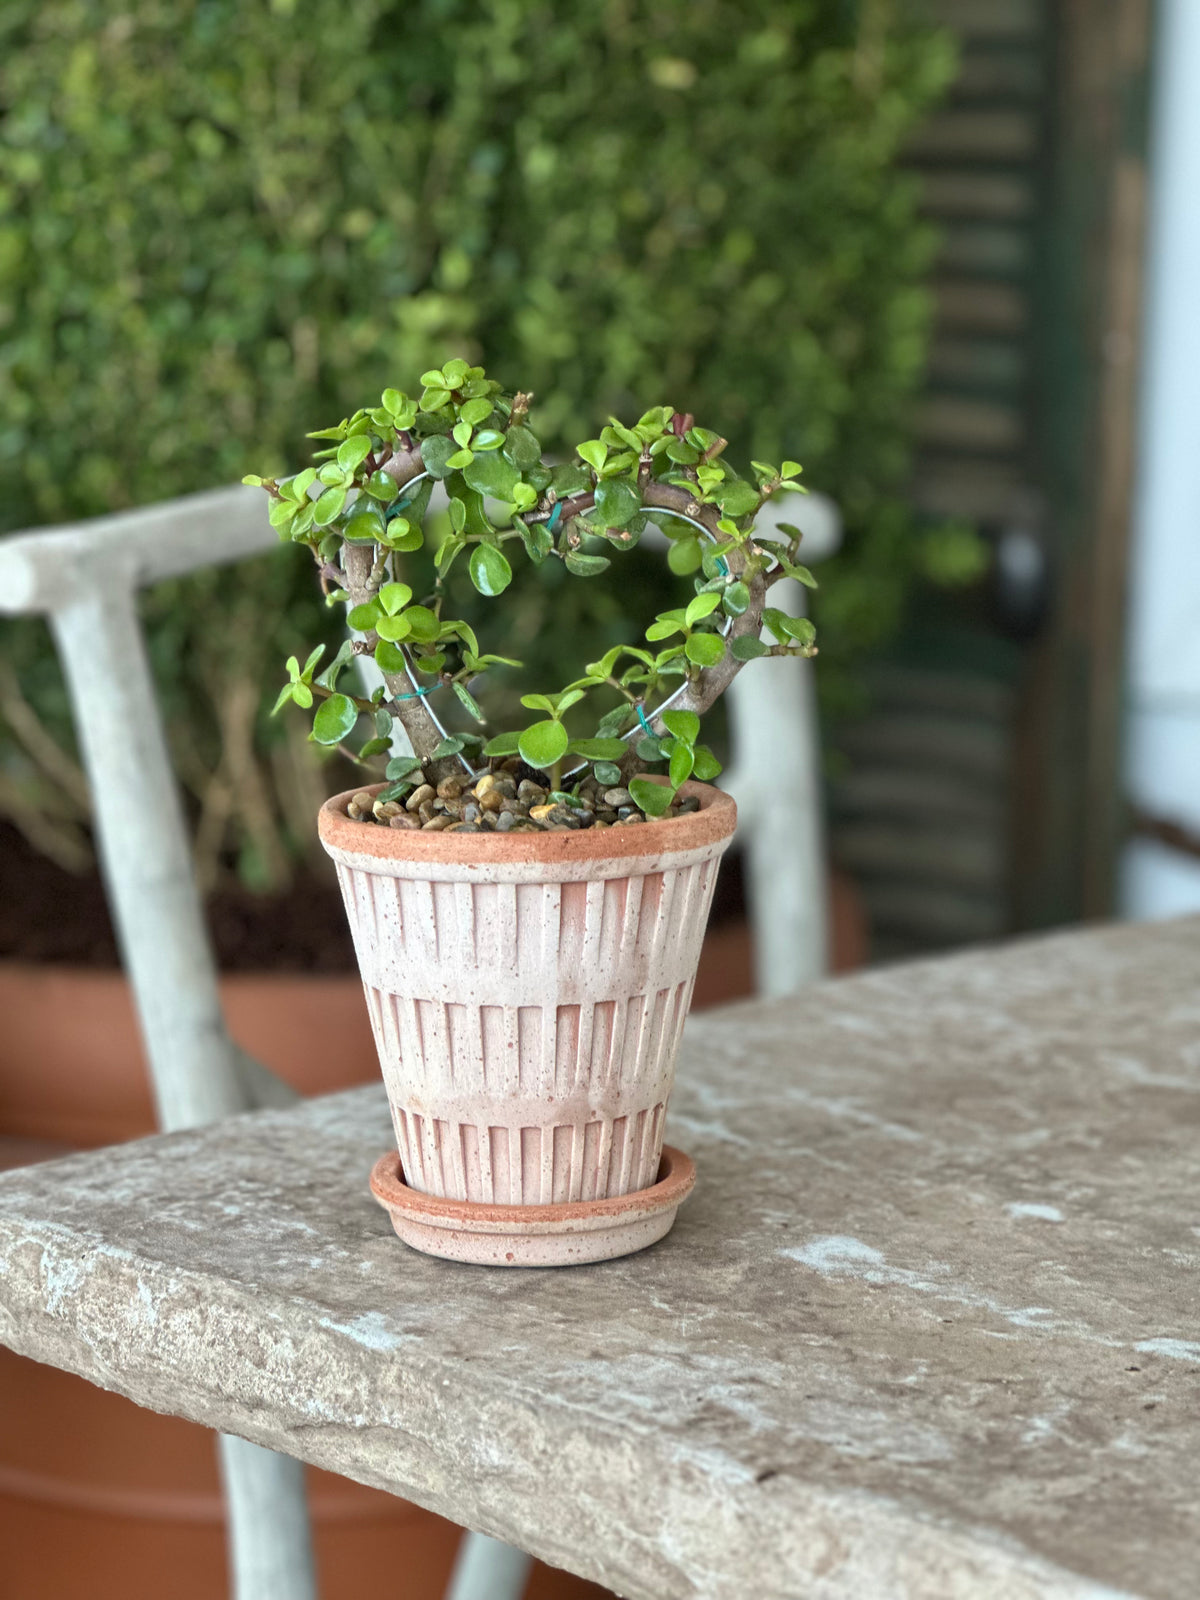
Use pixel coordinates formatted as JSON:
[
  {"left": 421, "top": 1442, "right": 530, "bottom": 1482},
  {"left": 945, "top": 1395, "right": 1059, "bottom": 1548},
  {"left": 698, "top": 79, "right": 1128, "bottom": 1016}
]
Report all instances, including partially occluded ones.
[{"left": 345, "top": 757, "right": 700, "bottom": 833}]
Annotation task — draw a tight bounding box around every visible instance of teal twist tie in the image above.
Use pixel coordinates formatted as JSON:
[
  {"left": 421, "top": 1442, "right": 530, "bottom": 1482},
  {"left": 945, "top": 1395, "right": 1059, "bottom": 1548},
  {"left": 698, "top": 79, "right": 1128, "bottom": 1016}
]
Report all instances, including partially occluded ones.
[{"left": 636, "top": 704, "right": 654, "bottom": 738}]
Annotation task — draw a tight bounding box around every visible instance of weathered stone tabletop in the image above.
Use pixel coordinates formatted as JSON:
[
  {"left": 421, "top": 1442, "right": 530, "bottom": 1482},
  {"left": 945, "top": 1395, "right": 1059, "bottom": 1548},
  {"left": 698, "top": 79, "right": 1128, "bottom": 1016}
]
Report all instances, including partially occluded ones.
[{"left": 1, "top": 918, "right": 1198, "bottom": 1599}]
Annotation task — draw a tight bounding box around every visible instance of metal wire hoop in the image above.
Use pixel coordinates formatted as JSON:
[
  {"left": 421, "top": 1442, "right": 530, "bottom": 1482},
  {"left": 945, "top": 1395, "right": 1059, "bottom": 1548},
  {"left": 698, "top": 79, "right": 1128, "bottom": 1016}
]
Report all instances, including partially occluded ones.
[{"left": 373, "top": 475, "right": 738, "bottom": 782}]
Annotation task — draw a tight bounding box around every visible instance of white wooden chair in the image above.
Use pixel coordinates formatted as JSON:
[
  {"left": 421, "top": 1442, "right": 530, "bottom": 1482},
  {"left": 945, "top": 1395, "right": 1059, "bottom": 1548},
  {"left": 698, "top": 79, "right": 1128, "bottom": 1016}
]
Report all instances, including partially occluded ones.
[{"left": 0, "top": 480, "right": 836, "bottom": 1599}]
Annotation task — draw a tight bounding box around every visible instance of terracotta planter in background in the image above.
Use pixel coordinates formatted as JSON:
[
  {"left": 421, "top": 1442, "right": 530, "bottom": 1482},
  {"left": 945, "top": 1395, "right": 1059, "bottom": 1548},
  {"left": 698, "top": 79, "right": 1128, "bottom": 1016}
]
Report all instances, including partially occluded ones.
[{"left": 319, "top": 780, "right": 737, "bottom": 1210}]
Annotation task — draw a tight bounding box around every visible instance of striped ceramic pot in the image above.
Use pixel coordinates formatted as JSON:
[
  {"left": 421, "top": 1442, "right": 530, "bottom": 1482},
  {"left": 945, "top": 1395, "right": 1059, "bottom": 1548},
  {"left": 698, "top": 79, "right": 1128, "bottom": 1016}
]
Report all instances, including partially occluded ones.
[{"left": 319, "top": 780, "right": 736, "bottom": 1206}]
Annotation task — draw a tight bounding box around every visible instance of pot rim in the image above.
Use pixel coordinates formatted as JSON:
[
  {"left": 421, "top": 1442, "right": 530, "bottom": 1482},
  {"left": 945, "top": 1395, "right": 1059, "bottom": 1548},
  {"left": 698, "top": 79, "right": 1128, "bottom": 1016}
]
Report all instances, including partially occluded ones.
[{"left": 318, "top": 776, "right": 736, "bottom": 868}]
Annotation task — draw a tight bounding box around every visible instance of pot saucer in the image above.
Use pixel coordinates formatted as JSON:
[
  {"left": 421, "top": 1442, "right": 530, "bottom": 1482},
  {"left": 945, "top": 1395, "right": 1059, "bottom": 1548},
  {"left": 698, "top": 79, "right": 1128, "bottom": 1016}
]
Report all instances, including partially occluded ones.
[{"left": 369, "top": 1145, "right": 695, "bottom": 1267}]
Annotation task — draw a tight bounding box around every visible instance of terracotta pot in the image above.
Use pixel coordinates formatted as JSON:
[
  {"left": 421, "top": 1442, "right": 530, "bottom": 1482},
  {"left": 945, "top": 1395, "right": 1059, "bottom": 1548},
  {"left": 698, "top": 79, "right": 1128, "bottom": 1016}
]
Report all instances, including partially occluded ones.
[{"left": 319, "top": 780, "right": 737, "bottom": 1207}]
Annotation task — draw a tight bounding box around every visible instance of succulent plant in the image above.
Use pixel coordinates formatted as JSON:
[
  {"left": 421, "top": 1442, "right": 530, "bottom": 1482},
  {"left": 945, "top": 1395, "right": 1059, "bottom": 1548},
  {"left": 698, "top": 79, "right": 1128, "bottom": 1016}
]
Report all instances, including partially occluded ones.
[{"left": 250, "top": 361, "right": 818, "bottom": 817}]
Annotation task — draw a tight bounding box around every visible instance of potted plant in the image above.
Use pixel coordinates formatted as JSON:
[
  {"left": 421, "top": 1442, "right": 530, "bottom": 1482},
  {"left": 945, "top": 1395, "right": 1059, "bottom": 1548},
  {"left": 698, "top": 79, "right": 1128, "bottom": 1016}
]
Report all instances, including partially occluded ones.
[{"left": 248, "top": 359, "right": 818, "bottom": 1264}]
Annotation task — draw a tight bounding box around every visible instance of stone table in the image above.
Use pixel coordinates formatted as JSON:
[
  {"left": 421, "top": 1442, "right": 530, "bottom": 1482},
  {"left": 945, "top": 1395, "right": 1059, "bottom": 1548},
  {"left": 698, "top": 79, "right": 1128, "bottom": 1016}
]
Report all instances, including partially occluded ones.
[{"left": 1, "top": 917, "right": 1198, "bottom": 1599}]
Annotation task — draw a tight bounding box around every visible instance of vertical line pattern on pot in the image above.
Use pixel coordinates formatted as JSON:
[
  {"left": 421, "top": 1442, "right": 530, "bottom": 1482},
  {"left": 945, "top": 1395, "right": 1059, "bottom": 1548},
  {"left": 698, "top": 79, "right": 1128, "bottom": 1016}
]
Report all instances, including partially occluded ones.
[{"left": 336, "top": 841, "right": 726, "bottom": 1203}]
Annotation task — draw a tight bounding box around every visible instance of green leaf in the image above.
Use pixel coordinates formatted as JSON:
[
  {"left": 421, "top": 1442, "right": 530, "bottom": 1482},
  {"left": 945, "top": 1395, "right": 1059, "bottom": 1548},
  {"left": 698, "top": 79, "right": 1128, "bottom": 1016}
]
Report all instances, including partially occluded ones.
[
  {"left": 420, "top": 434, "right": 458, "bottom": 479},
  {"left": 446, "top": 448, "right": 474, "bottom": 470},
  {"left": 730, "top": 634, "right": 770, "bottom": 661},
  {"left": 483, "top": 731, "right": 522, "bottom": 757},
  {"left": 403, "top": 605, "right": 440, "bottom": 643},
  {"left": 385, "top": 517, "right": 424, "bottom": 553},
  {"left": 567, "top": 738, "right": 628, "bottom": 761},
  {"left": 669, "top": 740, "right": 695, "bottom": 788},
  {"left": 375, "top": 613, "right": 412, "bottom": 642},
  {"left": 242, "top": 474, "right": 264, "bottom": 487},
  {"left": 381, "top": 388, "right": 405, "bottom": 415},
  {"left": 460, "top": 398, "right": 493, "bottom": 427},
  {"left": 452, "top": 680, "right": 485, "bottom": 721},
  {"left": 781, "top": 460, "right": 803, "bottom": 479},
  {"left": 315, "top": 639, "right": 355, "bottom": 690},
  {"left": 713, "top": 479, "right": 760, "bottom": 518},
  {"left": 343, "top": 507, "right": 385, "bottom": 542},
  {"left": 313, "top": 486, "right": 347, "bottom": 526},
  {"left": 347, "top": 601, "right": 382, "bottom": 630},
  {"left": 685, "top": 591, "right": 722, "bottom": 627},
  {"left": 463, "top": 451, "right": 519, "bottom": 501},
  {"left": 518, "top": 518, "right": 553, "bottom": 565},
  {"left": 564, "top": 552, "right": 611, "bottom": 577},
  {"left": 268, "top": 497, "right": 297, "bottom": 530},
  {"left": 518, "top": 719, "right": 570, "bottom": 770},
  {"left": 723, "top": 580, "right": 751, "bottom": 616},
  {"left": 636, "top": 735, "right": 666, "bottom": 762},
  {"left": 336, "top": 434, "right": 373, "bottom": 472},
  {"left": 441, "top": 357, "right": 470, "bottom": 386},
  {"left": 374, "top": 640, "right": 408, "bottom": 672},
  {"left": 363, "top": 469, "right": 397, "bottom": 501},
  {"left": 519, "top": 693, "right": 556, "bottom": 713},
  {"left": 660, "top": 709, "right": 700, "bottom": 745},
  {"left": 646, "top": 610, "right": 686, "bottom": 641},
  {"left": 385, "top": 755, "right": 424, "bottom": 781},
  {"left": 593, "top": 478, "right": 640, "bottom": 528},
  {"left": 379, "top": 581, "right": 413, "bottom": 615},
  {"left": 550, "top": 462, "right": 591, "bottom": 497},
  {"left": 593, "top": 761, "right": 623, "bottom": 786},
  {"left": 629, "top": 777, "right": 673, "bottom": 817},
  {"left": 311, "top": 693, "right": 359, "bottom": 745},
  {"left": 667, "top": 538, "right": 702, "bottom": 575},
  {"left": 504, "top": 427, "right": 543, "bottom": 469},
  {"left": 271, "top": 683, "right": 295, "bottom": 715},
  {"left": 469, "top": 542, "right": 512, "bottom": 596},
  {"left": 577, "top": 439, "right": 607, "bottom": 474},
  {"left": 420, "top": 370, "right": 447, "bottom": 388},
  {"left": 685, "top": 633, "right": 725, "bottom": 668},
  {"left": 691, "top": 744, "right": 722, "bottom": 781},
  {"left": 358, "top": 736, "right": 391, "bottom": 758},
  {"left": 431, "top": 736, "right": 465, "bottom": 759},
  {"left": 472, "top": 428, "right": 505, "bottom": 451}
]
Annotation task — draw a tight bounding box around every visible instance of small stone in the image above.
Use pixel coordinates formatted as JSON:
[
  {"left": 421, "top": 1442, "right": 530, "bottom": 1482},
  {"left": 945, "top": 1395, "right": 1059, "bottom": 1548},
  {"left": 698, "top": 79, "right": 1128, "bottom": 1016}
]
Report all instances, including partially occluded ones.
[
  {"left": 676, "top": 795, "right": 701, "bottom": 815},
  {"left": 546, "top": 806, "right": 581, "bottom": 830},
  {"left": 473, "top": 774, "right": 497, "bottom": 797},
  {"left": 518, "top": 780, "right": 547, "bottom": 804},
  {"left": 372, "top": 799, "right": 403, "bottom": 821},
  {"left": 406, "top": 783, "right": 435, "bottom": 812},
  {"left": 436, "top": 776, "right": 464, "bottom": 800},
  {"left": 591, "top": 819, "right": 610, "bottom": 829},
  {"left": 419, "top": 800, "right": 437, "bottom": 824},
  {"left": 491, "top": 776, "right": 518, "bottom": 798},
  {"left": 495, "top": 811, "right": 515, "bottom": 832},
  {"left": 461, "top": 802, "right": 480, "bottom": 823},
  {"left": 500, "top": 756, "right": 524, "bottom": 775},
  {"left": 479, "top": 790, "right": 503, "bottom": 813},
  {"left": 388, "top": 812, "right": 421, "bottom": 830},
  {"left": 529, "top": 803, "right": 556, "bottom": 821},
  {"left": 447, "top": 821, "right": 481, "bottom": 833},
  {"left": 422, "top": 815, "right": 455, "bottom": 831},
  {"left": 603, "top": 787, "right": 632, "bottom": 809},
  {"left": 441, "top": 798, "right": 464, "bottom": 820},
  {"left": 508, "top": 819, "right": 543, "bottom": 832},
  {"left": 614, "top": 812, "right": 645, "bottom": 825}
]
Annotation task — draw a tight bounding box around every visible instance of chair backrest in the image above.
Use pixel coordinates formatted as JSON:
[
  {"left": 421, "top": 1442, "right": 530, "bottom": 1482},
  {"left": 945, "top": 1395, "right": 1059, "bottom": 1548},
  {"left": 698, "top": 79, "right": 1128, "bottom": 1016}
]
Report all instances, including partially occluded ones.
[{"left": 0, "top": 486, "right": 317, "bottom": 1600}]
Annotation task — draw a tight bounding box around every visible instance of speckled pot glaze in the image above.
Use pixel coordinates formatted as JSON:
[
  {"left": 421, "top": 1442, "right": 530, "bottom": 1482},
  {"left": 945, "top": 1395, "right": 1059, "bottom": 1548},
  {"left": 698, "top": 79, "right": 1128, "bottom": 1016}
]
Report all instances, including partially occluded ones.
[{"left": 319, "top": 779, "right": 736, "bottom": 1206}]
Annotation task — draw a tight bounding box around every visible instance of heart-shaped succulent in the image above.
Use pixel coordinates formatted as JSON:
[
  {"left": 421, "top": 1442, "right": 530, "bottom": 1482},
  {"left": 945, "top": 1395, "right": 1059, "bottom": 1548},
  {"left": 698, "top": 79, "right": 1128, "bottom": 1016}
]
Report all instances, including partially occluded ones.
[{"left": 247, "top": 360, "right": 817, "bottom": 817}]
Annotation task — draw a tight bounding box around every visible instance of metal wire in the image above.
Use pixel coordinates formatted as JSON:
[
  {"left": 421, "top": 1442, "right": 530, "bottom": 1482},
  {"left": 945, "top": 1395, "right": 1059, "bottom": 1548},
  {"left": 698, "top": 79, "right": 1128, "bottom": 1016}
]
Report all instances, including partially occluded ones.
[{"left": 380, "top": 478, "right": 735, "bottom": 781}]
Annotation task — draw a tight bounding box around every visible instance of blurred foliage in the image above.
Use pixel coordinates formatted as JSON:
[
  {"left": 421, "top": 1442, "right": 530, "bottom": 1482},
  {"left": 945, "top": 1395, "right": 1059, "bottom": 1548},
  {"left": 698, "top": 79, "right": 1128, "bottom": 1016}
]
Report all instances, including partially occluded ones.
[{"left": 0, "top": 0, "right": 956, "bottom": 886}]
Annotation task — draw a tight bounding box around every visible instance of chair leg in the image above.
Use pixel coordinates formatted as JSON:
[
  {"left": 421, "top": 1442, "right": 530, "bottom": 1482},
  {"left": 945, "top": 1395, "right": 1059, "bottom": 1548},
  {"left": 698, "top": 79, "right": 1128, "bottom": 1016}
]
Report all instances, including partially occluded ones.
[
  {"left": 219, "top": 1436, "right": 318, "bottom": 1600},
  {"left": 51, "top": 587, "right": 319, "bottom": 1596},
  {"left": 445, "top": 1531, "right": 533, "bottom": 1600}
]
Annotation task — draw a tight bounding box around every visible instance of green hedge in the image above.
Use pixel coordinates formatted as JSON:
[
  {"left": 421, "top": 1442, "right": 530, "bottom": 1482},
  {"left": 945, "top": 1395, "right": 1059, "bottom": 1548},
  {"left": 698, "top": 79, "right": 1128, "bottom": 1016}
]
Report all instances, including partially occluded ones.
[{"left": 0, "top": 0, "right": 955, "bottom": 881}]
